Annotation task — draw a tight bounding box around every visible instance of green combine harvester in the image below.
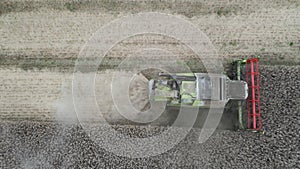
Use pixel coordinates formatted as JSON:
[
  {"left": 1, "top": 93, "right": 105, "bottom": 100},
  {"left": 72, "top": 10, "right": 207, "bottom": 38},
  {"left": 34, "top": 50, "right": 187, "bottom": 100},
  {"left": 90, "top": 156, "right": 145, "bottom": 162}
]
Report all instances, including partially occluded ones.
[{"left": 148, "top": 57, "right": 262, "bottom": 130}]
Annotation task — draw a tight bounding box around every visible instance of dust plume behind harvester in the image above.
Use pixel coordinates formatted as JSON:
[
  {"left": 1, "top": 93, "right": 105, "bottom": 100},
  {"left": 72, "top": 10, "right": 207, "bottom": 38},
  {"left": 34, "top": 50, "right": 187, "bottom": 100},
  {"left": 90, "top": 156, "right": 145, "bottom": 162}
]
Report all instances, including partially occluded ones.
[{"left": 148, "top": 57, "right": 262, "bottom": 131}]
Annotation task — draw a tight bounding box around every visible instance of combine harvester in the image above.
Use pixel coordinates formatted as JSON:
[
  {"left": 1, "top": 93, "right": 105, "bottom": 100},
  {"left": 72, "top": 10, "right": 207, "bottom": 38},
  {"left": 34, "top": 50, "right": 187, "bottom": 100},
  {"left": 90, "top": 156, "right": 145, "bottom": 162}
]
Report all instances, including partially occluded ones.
[{"left": 148, "top": 57, "right": 262, "bottom": 130}]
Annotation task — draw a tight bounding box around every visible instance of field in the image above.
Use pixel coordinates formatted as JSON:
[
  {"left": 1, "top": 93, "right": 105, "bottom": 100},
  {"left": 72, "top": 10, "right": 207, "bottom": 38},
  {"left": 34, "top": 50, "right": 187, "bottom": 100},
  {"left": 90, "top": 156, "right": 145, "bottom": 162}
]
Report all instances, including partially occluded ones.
[{"left": 1, "top": 0, "right": 299, "bottom": 168}]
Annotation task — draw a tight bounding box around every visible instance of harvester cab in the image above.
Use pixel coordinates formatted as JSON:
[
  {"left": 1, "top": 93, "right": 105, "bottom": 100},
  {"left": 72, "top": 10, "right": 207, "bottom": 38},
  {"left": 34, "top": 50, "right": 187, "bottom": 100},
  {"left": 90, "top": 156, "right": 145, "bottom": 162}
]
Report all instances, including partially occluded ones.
[{"left": 148, "top": 57, "right": 262, "bottom": 130}]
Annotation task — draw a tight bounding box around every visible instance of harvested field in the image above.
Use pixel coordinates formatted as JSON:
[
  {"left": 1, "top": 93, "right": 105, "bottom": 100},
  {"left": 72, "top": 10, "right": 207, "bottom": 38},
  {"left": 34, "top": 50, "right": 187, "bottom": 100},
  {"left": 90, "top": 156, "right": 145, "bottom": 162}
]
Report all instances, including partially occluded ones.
[
  {"left": 1, "top": 1, "right": 300, "bottom": 67},
  {"left": 1, "top": 0, "right": 299, "bottom": 168}
]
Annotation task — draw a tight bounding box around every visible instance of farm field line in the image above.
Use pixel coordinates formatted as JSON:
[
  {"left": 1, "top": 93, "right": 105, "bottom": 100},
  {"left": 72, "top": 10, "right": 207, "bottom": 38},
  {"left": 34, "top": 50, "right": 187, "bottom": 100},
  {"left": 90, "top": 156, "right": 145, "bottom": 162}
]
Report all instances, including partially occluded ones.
[{"left": 1, "top": 7, "right": 300, "bottom": 65}]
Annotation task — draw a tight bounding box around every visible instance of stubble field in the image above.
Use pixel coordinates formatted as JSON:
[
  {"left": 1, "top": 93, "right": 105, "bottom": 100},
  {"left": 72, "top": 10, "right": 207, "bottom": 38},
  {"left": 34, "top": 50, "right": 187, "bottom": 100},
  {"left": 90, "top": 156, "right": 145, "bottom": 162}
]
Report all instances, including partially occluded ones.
[{"left": 1, "top": 0, "right": 299, "bottom": 168}]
